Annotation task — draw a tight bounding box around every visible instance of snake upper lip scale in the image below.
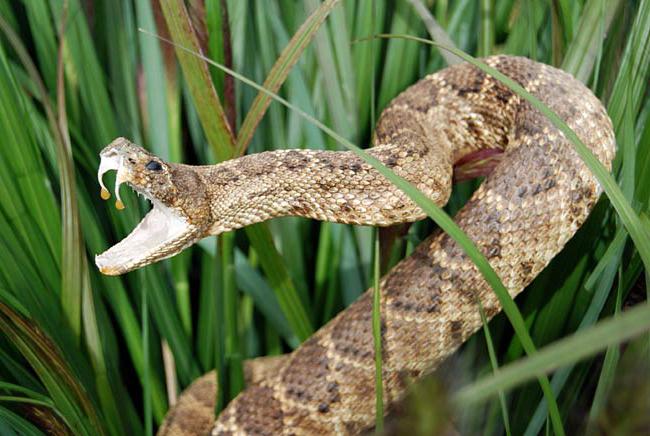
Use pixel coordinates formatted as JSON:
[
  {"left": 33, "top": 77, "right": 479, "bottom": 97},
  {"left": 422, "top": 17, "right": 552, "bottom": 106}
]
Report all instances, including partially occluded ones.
[{"left": 96, "top": 56, "right": 616, "bottom": 434}]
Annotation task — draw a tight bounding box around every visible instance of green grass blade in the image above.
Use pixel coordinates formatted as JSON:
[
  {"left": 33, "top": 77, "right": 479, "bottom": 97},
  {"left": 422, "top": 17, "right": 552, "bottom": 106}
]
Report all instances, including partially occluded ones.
[
  {"left": 135, "top": 0, "right": 170, "bottom": 160},
  {"left": 49, "top": 0, "right": 118, "bottom": 144},
  {"left": 304, "top": 0, "right": 354, "bottom": 140},
  {"left": 371, "top": 229, "right": 384, "bottom": 432},
  {"left": 562, "top": 0, "right": 620, "bottom": 83},
  {"left": 377, "top": 3, "right": 423, "bottom": 110},
  {"left": 352, "top": 0, "right": 385, "bottom": 130},
  {"left": 0, "top": 405, "right": 47, "bottom": 436},
  {"left": 606, "top": 0, "right": 650, "bottom": 132},
  {"left": 585, "top": 269, "right": 623, "bottom": 432},
  {"left": 329, "top": 3, "right": 357, "bottom": 137},
  {"left": 244, "top": 224, "right": 313, "bottom": 341},
  {"left": 158, "top": 0, "right": 234, "bottom": 161},
  {"left": 523, "top": 229, "right": 625, "bottom": 436},
  {"left": 477, "top": 300, "right": 512, "bottom": 436},
  {"left": 0, "top": 303, "right": 101, "bottom": 435},
  {"left": 236, "top": 0, "right": 342, "bottom": 155},
  {"left": 232, "top": 250, "right": 299, "bottom": 347},
  {"left": 220, "top": 232, "right": 244, "bottom": 402},
  {"left": 478, "top": 0, "right": 494, "bottom": 57},
  {"left": 102, "top": 0, "right": 143, "bottom": 144},
  {"left": 454, "top": 301, "right": 650, "bottom": 406},
  {"left": 141, "top": 275, "right": 152, "bottom": 436},
  {"left": 21, "top": 0, "right": 57, "bottom": 92},
  {"left": 56, "top": 1, "right": 84, "bottom": 344}
]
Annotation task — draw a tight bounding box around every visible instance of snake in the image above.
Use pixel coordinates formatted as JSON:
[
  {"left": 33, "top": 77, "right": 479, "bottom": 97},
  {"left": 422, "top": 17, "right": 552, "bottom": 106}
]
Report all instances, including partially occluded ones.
[{"left": 95, "top": 56, "right": 616, "bottom": 435}]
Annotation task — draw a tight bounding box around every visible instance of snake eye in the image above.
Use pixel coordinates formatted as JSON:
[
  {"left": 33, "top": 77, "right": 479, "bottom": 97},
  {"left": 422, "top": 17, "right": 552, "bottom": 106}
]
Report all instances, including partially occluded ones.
[{"left": 145, "top": 160, "right": 163, "bottom": 172}]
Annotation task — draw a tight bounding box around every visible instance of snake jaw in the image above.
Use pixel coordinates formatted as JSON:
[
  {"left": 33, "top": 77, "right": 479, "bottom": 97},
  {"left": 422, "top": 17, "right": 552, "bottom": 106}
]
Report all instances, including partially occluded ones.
[
  {"left": 95, "top": 199, "right": 199, "bottom": 275},
  {"left": 95, "top": 138, "right": 204, "bottom": 275}
]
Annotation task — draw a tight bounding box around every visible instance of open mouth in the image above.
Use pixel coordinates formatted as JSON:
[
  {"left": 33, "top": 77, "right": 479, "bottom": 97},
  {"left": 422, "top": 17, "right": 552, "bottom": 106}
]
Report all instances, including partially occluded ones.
[{"left": 95, "top": 151, "right": 194, "bottom": 275}]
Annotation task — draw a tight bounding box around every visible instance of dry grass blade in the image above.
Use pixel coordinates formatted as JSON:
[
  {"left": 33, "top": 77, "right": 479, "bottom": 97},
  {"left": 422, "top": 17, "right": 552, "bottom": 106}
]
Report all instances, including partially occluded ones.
[
  {"left": 158, "top": 0, "right": 234, "bottom": 162},
  {"left": 405, "top": 0, "right": 462, "bottom": 65},
  {"left": 0, "top": 303, "right": 102, "bottom": 435}
]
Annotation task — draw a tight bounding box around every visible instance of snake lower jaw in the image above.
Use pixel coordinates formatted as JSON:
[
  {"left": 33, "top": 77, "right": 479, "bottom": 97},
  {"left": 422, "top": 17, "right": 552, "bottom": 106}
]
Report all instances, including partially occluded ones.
[{"left": 95, "top": 199, "right": 201, "bottom": 275}]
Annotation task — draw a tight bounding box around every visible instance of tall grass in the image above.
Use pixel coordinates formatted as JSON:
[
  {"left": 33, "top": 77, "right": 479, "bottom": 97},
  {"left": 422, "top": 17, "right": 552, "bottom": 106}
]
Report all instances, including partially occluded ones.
[{"left": 0, "top": 1, "right": 648, "bottom": 435}]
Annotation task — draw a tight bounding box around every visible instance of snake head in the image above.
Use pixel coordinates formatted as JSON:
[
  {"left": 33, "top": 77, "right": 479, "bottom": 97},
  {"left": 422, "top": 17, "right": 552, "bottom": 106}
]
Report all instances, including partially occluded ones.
[{"left": 95, "top": 137, "right": 210, "bottom": 275}]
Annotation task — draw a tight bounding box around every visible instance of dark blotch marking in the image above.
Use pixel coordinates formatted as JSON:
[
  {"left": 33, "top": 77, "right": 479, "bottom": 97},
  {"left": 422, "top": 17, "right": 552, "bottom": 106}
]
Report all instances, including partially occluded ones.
[
  {"left": 320, "top": 157, "right": 336, "bottom": 171},
  {"left": 385, "top": 156, "right": 398, "bottom": 168},
  {"left": 494, "top": 88, "right": 513, "bottom": 104},
  {"left": 517, "top": 186, "right": 528, "bottom": 198},
  {"left": 571, "top": 190, "right": 583, "bottom": 202},
  {"left": 220, "top": 167, "right": 239, "bottom": 183},
  {"left": 392, "top": 79, "right": 440, "bottom": 112},
  {"left": 449, "top": 320, "right": 464, "bottom": 342},
  {"left": 248, "top": 187, "right": 275, "bottom": 200},
  {"left": 338, "top": 160, "right": 363, "bottom": 172},
  {"left": 452, "top": 69, "right": 486, "bottom": 97},
  {"left": 340, "top": 202, "right": 352, "bottom": 213},
  {"left": 234, "top": 385, "right": 284, "bottom": 435},
  {"left": 484, "top": 305, "right": 501, "bottom": 318},
  {"left": 520, "top": 261, "right": 534, "bottom": 276},
  {"left": 284, "top": 150, "right": 309, "bottom": 170},
  {"left": 318, "top": 403, "right": 330, "bottom": 413},
  {"left": 515, "top": 120, "right": 544, "bottom": 140},
  {"left": 466, "top": 118, "right": 483, "bottom": 139},
  {"left": 486, "top": 240, "right": 501, "bottom": 258},
  {"left": 410, "top": 248, "right": 432, "bottom": 263},
  {"left": 543, "top": 178, "right": 556, "bottom": 191},
  {"left": 429, "top": 263, "right": 444, "bottom": 277},
  {"left": 427, "top": 294, "right": 441, "bottom": 313},
  {"left": 290, "top": 204, "right": 312, "bottom": 216}
]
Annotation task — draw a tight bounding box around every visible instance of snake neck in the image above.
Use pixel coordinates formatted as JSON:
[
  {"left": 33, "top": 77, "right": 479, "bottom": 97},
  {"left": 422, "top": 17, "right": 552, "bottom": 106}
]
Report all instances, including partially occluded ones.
[{"left": 199, "top": 132, "right": 453, "bottom": 236}]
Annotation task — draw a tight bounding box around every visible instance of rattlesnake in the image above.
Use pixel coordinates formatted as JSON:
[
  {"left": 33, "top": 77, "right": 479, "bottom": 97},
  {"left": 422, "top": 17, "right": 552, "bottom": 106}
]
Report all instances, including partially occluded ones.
[{"left": 96, "top": 56, "right": 615, "bottom": 434}]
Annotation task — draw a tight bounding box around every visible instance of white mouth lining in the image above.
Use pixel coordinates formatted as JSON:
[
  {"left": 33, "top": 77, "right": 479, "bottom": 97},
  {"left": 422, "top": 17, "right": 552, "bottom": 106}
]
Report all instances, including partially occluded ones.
[{"left": 95, "top": 199, "right": 191, "bottom": 270}]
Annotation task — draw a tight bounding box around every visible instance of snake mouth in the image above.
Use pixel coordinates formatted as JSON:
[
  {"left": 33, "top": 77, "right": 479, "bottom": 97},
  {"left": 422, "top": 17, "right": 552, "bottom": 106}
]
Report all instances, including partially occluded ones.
[{"left": 95, "top": 151, "right": 196, "bottom": 276}]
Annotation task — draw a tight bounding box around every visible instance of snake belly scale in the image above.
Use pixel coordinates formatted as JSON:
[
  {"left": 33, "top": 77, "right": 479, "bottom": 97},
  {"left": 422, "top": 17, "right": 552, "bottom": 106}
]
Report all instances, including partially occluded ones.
[{"left": 95, "top": 56, "right": 615, "bottom": 435}]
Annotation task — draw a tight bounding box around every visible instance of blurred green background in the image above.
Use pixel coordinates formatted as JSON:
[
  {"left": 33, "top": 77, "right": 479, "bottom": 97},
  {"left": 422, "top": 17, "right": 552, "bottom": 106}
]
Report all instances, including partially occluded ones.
[{"left": 0, "top": 0, "right": 648, "bottom": 435}]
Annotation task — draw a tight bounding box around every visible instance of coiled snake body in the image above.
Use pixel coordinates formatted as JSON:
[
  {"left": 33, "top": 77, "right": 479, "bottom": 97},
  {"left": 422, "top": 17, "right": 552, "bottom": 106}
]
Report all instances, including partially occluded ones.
[{"left": 96, "top": 56, "right": 615, "bottom": 434}]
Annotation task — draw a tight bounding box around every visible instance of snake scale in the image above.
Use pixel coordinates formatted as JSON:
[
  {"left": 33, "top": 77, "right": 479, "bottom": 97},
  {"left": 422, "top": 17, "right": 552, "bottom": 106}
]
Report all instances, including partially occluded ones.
[{"left": 95, "top": 56, "right": 615, "bottom": 434}]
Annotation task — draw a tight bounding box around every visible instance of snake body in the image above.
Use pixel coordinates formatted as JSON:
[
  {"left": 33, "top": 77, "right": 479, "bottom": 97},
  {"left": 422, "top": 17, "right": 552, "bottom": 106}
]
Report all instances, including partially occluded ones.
[{"left": 97, "top": 56, "right": 615, "bottom": 434}]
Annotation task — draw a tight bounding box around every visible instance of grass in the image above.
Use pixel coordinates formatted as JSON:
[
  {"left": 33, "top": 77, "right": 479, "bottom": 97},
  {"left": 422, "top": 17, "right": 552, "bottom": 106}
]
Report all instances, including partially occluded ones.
[{"left": 0, "top": 1, "right": 648, "bottom": 435}]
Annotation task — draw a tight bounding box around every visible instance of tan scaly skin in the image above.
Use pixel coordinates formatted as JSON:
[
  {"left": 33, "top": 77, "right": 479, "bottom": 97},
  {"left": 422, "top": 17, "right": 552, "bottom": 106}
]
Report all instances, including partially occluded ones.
[{"left": 96, "top": 56, "right": 616, "bottom": 435}]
